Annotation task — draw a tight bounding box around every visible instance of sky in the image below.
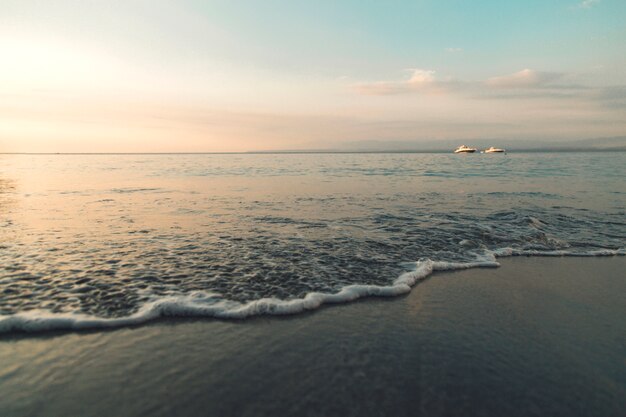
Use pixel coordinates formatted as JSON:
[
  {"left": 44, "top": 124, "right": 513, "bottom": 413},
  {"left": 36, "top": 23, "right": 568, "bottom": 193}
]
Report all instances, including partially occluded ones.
[{"left": 1, "top": 0, "right": 625, "bottom": 152}]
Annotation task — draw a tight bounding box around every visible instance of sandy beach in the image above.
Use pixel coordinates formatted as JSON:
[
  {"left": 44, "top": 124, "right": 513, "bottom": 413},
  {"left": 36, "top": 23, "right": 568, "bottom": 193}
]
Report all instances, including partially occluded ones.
[{"left": 1, "top": 256, "right": 624, "bottom": 417}]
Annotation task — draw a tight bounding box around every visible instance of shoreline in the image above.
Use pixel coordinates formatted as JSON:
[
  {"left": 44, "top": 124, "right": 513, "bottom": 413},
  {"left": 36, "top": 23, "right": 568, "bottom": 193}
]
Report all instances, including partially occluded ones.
[
  {"left": 1, "top": 250, "right": 624, "bottom": 335},
  {"left": 1, "top": 256, "right": 625, "bottom": 417}
]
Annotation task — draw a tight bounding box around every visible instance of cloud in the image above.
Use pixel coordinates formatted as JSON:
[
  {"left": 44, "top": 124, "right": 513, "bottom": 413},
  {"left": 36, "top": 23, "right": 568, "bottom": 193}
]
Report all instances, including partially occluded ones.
[
  {"left": 351, "top": 68, "right": 440, "bottom": 95},
  {"left": 347, "top": 65, "right": 626, "bottom": 133},
  {"left": 577, "top": 0, "right": 600, "bottom": 9},
  {"left": 485, "top": 69, "right": 564, "bottom": 88},
  {"left": 353, "top": 68, "right": 577, "bottom": 97},
  {"left": 408, "top": 69, "right": 436, "bottom": 85},
  {"left": 445, "top": 47, "right": 463, "bottom": 53},
  {"left": 594, "top": 86, "right": 626, "bottom": 109}
]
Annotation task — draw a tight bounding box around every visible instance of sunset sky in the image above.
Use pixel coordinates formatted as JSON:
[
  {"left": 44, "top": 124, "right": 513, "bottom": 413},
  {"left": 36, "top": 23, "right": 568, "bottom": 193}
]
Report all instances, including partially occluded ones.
[{"left": 1, "top": 0, "right": 625, "bottom": 152}]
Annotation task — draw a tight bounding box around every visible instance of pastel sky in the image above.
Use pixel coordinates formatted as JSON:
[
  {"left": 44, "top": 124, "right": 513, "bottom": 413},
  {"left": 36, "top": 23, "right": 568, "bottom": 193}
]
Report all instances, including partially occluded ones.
[{"left": 1, "top": 0, "right": 625, "bottom": 152}]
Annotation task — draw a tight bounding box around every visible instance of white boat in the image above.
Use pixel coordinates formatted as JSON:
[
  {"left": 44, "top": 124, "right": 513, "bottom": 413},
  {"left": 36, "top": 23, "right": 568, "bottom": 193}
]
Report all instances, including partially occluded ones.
[
  {"left": 484, "top": 146, "right": 505, "bottom": 153},
  {"left": 454, "top": 145, "right": 477, "bottom": 153}
]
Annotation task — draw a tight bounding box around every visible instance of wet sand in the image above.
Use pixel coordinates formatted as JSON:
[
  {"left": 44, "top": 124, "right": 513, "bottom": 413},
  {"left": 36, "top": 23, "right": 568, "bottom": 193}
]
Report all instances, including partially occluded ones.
[{"left": 1, "top": 256, "right": 625, "bottom": 417}]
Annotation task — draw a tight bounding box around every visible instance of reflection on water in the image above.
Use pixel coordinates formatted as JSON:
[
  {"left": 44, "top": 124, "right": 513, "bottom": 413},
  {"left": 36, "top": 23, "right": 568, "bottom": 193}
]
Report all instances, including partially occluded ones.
[
  {"left": 0, "top": 174, "right": 16, "bottom": 231},
  {"left": 0, "top": 153, "right": 624, "bottom": 320}
]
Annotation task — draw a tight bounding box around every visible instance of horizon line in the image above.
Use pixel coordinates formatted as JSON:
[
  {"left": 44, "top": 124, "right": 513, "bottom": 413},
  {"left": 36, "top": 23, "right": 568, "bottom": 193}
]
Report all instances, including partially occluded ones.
[{"left": 2, "top": 148, "right": 626, "bottom": 156}]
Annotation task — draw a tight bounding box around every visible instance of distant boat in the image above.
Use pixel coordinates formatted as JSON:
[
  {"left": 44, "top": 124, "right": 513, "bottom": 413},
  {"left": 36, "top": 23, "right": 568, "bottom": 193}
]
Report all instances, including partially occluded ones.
[
  {"left": 484, "top": 146, "right": 505, "bottom": 153},
  {"left": 454, "top": 145, "right": 477, "bottom": 153}
]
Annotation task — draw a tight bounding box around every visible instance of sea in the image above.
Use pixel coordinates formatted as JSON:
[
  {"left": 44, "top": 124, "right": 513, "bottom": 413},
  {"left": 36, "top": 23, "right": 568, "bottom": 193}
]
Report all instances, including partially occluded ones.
[{"left": 0, "top": 152, "right": 624, "bottom": 333}]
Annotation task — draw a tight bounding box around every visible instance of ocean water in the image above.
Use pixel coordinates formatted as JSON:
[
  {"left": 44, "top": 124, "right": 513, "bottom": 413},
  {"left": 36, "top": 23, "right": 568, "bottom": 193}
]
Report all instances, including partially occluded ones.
[{"left": 0, "top": 152, "right": 624, "bottom": 332}]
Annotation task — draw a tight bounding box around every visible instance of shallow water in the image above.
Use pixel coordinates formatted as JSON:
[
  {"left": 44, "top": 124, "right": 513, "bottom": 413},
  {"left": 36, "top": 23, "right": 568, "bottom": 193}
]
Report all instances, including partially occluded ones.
[
  {"left": 0, "top": 152, "right": 624, "bottom": 331},
  {"left": 1, "top": 257, "right": 625, "bottom": 417}
]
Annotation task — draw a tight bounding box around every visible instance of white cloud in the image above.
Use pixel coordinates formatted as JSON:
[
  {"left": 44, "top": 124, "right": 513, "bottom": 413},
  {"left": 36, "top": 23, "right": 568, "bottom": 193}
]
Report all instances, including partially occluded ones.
[
  {"left": 577, "top": 0, "right": 600, "bottom": 9},
  {"left": 353, "top": 68, "right": 568, "bottom": 96},
  {"left": 349, "top": 66, "right": 626, "bottom": 118},
  {"left": 445, "top": 47, "right": 463, "bottom": 53},
  {"left": 408, "top": 69, "right": 436, "bottom": 85},
  {"left": 351, "top": 68, "right": 438, "bottom": 95},
  {"left": 486, "top": 69, "right": 563, "bottom": 88}
]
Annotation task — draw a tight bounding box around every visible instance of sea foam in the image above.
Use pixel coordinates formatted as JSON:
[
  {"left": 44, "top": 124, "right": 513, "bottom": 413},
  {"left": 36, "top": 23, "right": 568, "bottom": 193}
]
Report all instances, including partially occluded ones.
[{"left": 1, "top": 248, "right": 622, "bottom": 334}]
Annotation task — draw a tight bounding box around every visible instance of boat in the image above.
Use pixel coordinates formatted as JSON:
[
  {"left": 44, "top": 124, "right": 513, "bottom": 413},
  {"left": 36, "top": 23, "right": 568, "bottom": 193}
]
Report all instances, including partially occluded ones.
[
  {"left": 484, "top": 146, "right": 505, "bottom": 153},
  {"left": 454, "top": 145, "right": 477, "bottom": 153}
]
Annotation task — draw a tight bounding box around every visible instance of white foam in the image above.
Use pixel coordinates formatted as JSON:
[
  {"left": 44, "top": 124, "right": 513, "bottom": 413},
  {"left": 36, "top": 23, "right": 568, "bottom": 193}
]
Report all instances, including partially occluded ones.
[
  {"left": 0, "top": 260, "right": 433, "bottom": 333},
  {"left": 0, "top": 248, "right": 623, "bottom": 334}
]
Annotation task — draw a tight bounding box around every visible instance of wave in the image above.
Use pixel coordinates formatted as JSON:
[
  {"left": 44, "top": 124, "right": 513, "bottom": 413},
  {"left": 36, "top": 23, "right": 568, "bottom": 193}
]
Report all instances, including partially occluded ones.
[{"left": 0, "top": 248, "right": 623, "bottom": 335}]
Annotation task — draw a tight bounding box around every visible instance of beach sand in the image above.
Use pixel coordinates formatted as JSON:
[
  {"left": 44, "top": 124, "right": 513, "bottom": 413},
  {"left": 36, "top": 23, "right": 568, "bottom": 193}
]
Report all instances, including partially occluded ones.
[{"left": 1, "top": 256, "right": 625, "bottom": 417}]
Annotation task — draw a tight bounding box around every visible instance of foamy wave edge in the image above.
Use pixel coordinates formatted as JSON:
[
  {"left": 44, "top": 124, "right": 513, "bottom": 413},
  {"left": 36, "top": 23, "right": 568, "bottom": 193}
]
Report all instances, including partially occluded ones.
[{"left": 1, "top": 248, "right": 624, "bottom": 334}]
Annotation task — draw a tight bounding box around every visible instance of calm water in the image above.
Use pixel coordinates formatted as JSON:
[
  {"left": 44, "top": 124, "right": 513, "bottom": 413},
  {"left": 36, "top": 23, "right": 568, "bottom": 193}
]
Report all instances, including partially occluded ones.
[{"left": 1, "top": 152, "right": 625, "bottom": 331}]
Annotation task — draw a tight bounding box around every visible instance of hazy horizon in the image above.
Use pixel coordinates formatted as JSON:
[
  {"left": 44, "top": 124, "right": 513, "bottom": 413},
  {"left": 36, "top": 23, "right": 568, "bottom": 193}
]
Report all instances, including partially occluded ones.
[
  {"left": 2, "top": 135, "right": 626, "bottom": 154},
  {"left": 1, "top": 0, "right": 625, "bottom": 153}
]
